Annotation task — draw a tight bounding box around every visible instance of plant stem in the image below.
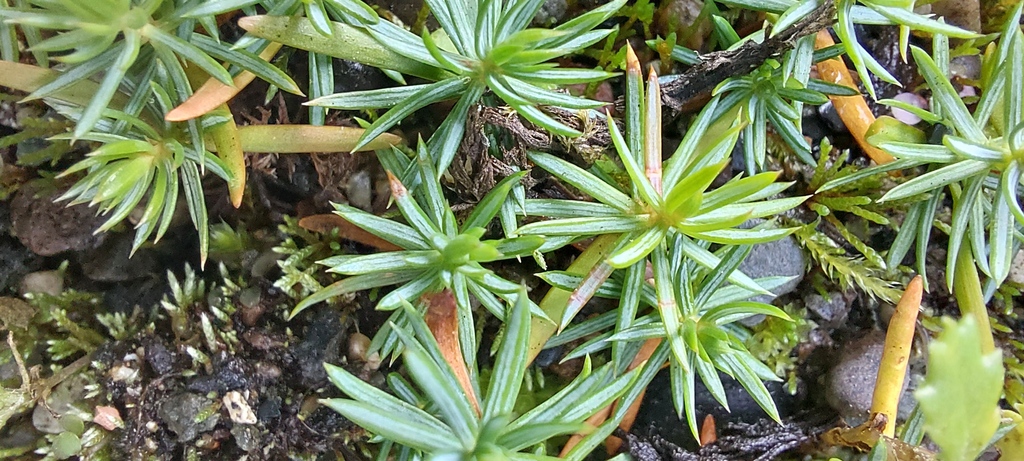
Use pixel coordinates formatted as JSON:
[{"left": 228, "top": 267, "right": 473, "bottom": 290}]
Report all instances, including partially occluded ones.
[
  {"left": 953, "top": 245, "right": 996, "bottom": 353},
  {"left": 813, "top": 30, "right": 894, "bottom": 165},
  {"left": 870, "top": 275, "right": 921, "bottom": 437}
]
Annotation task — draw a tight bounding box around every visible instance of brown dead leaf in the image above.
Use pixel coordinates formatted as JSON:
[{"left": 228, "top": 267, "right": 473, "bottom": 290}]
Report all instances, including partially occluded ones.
[{"left": 298, "top": 214, "right": 402, "bottom": 251}]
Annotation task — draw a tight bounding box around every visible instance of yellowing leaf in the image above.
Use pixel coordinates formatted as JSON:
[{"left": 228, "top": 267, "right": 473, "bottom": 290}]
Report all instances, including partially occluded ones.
[{"left": 915, "top": 316, "right": 1003, "bottom": 461}]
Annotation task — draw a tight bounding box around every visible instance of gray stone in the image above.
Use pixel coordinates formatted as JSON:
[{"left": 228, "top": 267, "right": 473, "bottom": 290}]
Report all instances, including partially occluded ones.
[
  {"left": 738, "top": 221, "right": 807, "bottom": 304},
  {"left": 804, "top": 291, "right": 852, "bottom": 327},
  {"left": 825, "top": 331, "right": 915, "bottom": 425},
  {"left": 158, "top": 393, "right": 220, "bottom": 442},
  {"left": 532, "top": 0, "right": 567, "bottom": 27},
  {"left": 344, "top": 170, "right": 373, "bottom": 211},
  {"left": 231, "top": 424, "right": 260, "bottom": 452}
]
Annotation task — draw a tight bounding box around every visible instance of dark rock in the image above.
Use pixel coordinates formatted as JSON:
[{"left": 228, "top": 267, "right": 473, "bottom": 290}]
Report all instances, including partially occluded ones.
[
  {"left": 738, "top": 220, "right": 807, "bottom": 309},
  {"left": 332, "top": 59, "right": 391, "bottom": 94},
  {"left": 145, "top": 340, "right": 176, "bottom": 376},
  {"left": 187, "top": 355, "right": 251, "bottom": 394},
  {"left": 818, "top": 101, "right": 847, "bottom": 133},
  {"left": 257, "top": 395, "right": 282, "bottom": 423},
  {"left": 803, "top": 291, "right": 853, "bottom": 327},
  {"left": 825, "top": 330, "right": 915, "bottom": 424},
  {"left": 158, "top": 393, "right": 220, "bottom": 442},
  {"left": 231, "top": 424, "right": 260, "bottom": 452},
  {"left": 534, "top": 346, "right": 562, "bottom": 368},
  {"left": 532, "top": 0, "right": 567, "bottom": 26},
  {"left": 287, "top": 307, "right": 343, "bottom": 389},
  {"left": 10, "top": 183, "right": 107, "bottom": 256},
  {"left": 79, "top": 235, "right": 158, "bottom": 282},
  {"left": 103, "top": 278, "right": 163, "bottom": 315},
  {"left": 0, "top": 238, "right": 34, "bottom": 294}
]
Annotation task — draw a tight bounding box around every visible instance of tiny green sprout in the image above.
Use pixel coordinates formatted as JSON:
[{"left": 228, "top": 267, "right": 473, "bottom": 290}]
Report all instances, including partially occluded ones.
[
  {"left": 243, "top": 0, "right": 625, "bottom": 172},
  {"left": 517, "top": 46, "right": 807, "bottom": 330},
  {"left": 322, "top": 289, "right": 641, "bottom": 460},
  {"left": 710, "top": 45, "right": 860, "bottom": 173}
]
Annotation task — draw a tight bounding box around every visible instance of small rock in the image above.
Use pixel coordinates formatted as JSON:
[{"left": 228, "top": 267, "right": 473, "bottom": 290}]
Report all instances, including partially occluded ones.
[
  {"left": 288, "top": 307, "right": 343, "bottom": 389},
  {"left": 818, "top": 101, "right": 848, "bottom": 133},
  {"left": 231, "top": 424, "right": 260, "bottom": 452},
  {"left": 0, "top": 296, "right": 34, "bottom": 331},
  {"left": 79, "top": 235, "right": 157, "bottom": 282},
  {"left": 1009, "top": 250, "right": 1024, "bottom": 285},
  {"left": 738, "top": 220, "right": 807, "bottom": 305},
  {"left": 347, "top": 332, "right": 371, "bottom": 363},
  {"left": 19, "top": 270, "right": 63, "bottom": 296},
  {"left": 890, "top": 92, "right": 928, "bottom": 125},
  {"left": 532, "top": 0, "right": 567, "bottom": 26},
  {"left": 825, "top": 331, "right": 913, "bottom": 424},
  {"left": 145, "top": 340, "right": 175, "bottom": 376},
  {"left": 158, "top": 393, "right": 220, "bottom": 442},
  {"left": 93, "top": 406, "right": 123, "bottom": 431},
  {"left": 187, "top": 355, "right": 250, "bottom": 394},
  {"left": 257, "top": 396, "right": 282, "bottom": 423},
  {"left": 222, "top": 391, "right": 257, "bottom": 425},
  {"left": 10, "top": 184, "right": 107, "bottom": 256},
  {"left": 950, "top": 55, "right": 981, "bottom": 80},
  {"left": 804, "top": 292, "right": 852, "bottom": 327},
  {"left": 344, "top": 170, "right": 373, "bottom": 211},
  {"left": 332, "top": 59, "right": 390, "bottom": 94},
  {"left": 0, "top": 237, "right": 34, "bottom": 293}
]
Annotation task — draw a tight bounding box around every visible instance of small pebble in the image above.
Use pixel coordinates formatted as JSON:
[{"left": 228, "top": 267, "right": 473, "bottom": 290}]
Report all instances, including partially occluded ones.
[
  {"left": 19, "top": 270, "right": 64, "bottom": 296},
  {"left": 347, "top": 332, "right": 371, "bottom": 362},
  {"left": 891, "top": 92, "right": 928, "bottom": 125},
  {"left": 223, "top": 391, "right": 257, "bottom": 425},
  {"left": 818, "top": 101, "right": 847, "bottom": 133},
  {"left": 345, "top": 171, "right": 373, "bottom": 211},
  {"left": 93, "top": 406, "right": 123, "bottom": 431}
]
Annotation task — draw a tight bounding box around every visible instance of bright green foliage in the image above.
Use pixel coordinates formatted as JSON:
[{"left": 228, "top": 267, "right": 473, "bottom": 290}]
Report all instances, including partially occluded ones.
[
  {"left": 719, "top": 0, "right": 978, "bottom": 99},
  {"left": 294, "top": 142, "right": 546, "bottom": 361},
  {"left": 870, "top": 7, "right": 1024, "bottom": 288},
  {"left": 322, "top": 290, "right": 640, "bottom": 460},
  {"left": 517, "top": 62, "right": 806, "bottom": 330},
  {"left": 711, "top": 40, "right": 858, "bottom": 172},
  {"left": 277, "top": 0, "right": 624, "bottom": 172},
  {"left": 916, "top": 316, "right": 1003, "bottom": 461},
  {"left": 541, "top": 244, "right": 793, "bottom": 441},
  {"left": 203, "top": 0, "right": 392, "bottom": 125},
  {"left": 294, "top": 142, "right": 543, "bottom": 317},
  {"left": 792, "top": 223, "right": 901, "bottom": 302},
  {"left": 0, "top": 0, "right": 300, "bottom": 138},
  {"left": 512, "top": 60, "right": 803, "bottom": 442},
  {"left": 49, "top": 75, "right": 232, "bottom": 262}
]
